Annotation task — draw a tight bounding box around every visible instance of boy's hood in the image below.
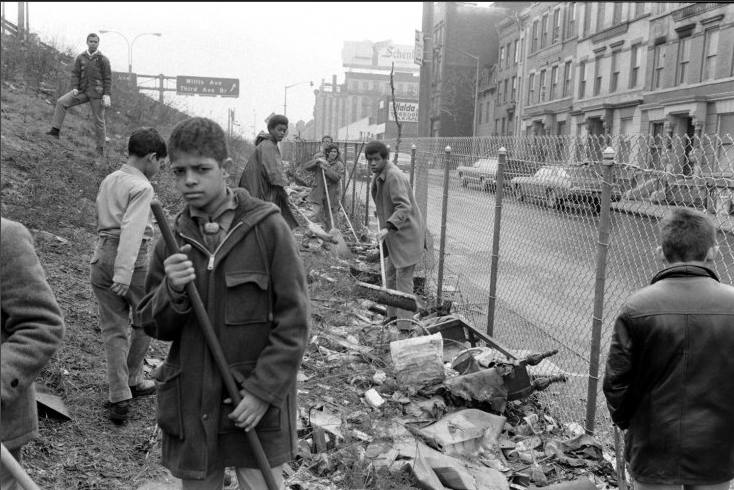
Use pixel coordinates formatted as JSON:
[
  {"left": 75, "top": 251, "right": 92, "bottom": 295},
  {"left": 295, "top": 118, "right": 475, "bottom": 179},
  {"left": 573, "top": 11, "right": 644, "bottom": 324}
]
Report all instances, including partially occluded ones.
[
  {"left": 173, "top": 187, "right": 280, "bottom": 241},
  {"left": 255, "top": 131, "right": 274, "bottom": 146}
]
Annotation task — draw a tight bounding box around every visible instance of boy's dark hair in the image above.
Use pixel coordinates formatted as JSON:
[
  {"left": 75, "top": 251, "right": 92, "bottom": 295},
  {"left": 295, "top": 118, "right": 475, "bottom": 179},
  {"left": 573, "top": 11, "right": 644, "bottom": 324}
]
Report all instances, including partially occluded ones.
[
  {"left": 364, "top": 141, "right": 389, "bottom": 159},
  {"left": 128, "top": 127, "right": 167, "bottom": 159},
  {"left": 87, "top": 33, "right": 99, "bottom": 42},
  {"left": 659, "top": 207, "right": 716, "bottom": 263},
  {"left": 168, "top": 117, "right": 229, "bottom": 164},
  {"left": 267, "top": 115, "right": 289, "bottom": 131},
  {"left": 324, "top": 143, "right": 340, "bottom": 156},
  {"left": 321, "top": 135, "right": 333, "bottom": 143}
]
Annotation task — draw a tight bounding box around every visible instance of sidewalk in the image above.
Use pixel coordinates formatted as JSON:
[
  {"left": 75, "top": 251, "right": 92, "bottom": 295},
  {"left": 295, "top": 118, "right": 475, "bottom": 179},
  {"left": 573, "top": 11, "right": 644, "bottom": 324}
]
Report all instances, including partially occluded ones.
[{"left": 611, "top": 199, "right": 734, "bottom": 235}]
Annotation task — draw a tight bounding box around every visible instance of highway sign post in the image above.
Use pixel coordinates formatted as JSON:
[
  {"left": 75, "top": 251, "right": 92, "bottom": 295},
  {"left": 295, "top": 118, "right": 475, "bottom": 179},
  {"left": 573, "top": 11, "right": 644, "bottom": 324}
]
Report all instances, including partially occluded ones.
[{"left": 176, "top": 76, "right": 240, "bottom": 97}]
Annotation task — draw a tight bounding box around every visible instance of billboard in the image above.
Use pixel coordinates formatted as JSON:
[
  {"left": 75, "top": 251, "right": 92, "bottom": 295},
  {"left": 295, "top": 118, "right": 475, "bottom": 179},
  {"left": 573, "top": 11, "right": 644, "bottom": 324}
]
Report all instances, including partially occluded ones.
[
  {"left": 387, "top": 101, "right": 419, "bottom": 123},
  {"left": 342, "top": 40, "right": 418, "bottom": 71}
]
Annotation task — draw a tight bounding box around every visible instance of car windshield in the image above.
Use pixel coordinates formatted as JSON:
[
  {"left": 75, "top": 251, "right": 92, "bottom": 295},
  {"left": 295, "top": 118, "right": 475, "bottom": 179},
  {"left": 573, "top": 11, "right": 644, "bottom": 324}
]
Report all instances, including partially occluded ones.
[{"left": 563, "top": 167, "right": 598, "bottom": 180}]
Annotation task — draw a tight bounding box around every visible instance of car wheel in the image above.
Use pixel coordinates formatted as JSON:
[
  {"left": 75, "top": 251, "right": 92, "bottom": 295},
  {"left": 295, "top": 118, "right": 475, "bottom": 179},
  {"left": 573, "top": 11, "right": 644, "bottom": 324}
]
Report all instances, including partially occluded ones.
[
  {"left": 514, "top": 185, "right": 524, "bottom": 202},
  {"left": 546, "top": 189, "right": 559, "bottom": 209}
]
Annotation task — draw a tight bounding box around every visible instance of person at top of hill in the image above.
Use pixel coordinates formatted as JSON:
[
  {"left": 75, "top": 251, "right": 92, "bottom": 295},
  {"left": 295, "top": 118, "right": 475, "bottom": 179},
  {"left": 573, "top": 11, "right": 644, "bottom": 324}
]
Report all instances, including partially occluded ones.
[
  {"left": 46, "top": 33, "right": 112, "bottom": 160},
  {"left": 238, "top": 114, "right": 298, "bottom": 229}
]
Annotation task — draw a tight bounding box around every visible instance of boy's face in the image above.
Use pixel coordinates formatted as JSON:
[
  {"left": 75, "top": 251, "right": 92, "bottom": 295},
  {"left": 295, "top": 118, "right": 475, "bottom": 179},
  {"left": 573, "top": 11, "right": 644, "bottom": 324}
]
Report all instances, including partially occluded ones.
[
  {"left": 367, "top": 152, "right": 388, "bottom": 174},
  {"left": 87, "top": 36, "right": 99, "bottom": 53},
  {"left": 270, "top": 124, "right": 288, "bottom": 142},
  {"left": 327, "top": 149, "right": 338, "bottom": 161},
  {"left": 171, "top": 152, "right": 231, "bottom": 215}
]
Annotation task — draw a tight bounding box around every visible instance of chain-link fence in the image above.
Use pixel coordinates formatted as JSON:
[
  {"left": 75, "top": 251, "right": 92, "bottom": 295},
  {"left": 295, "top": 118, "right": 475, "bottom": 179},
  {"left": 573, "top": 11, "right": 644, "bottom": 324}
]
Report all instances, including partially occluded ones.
[{"left": 294, "top": 134, "right": 734, "bottom": 443}]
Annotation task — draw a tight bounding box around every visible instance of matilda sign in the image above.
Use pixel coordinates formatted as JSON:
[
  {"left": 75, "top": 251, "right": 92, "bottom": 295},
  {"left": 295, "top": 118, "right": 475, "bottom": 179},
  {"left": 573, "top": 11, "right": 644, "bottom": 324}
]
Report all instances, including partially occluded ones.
[
  {"left": 387, "top": 101, "right": 419, "bottom": 123},
  {"left": 176, "top": 76, "right": 240, "bottom": 97}
]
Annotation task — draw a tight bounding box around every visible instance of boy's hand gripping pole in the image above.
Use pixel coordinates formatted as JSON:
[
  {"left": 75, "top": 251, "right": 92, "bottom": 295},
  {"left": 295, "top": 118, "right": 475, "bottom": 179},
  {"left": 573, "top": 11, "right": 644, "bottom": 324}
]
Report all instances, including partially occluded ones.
[{"left": 150, "top": 201, "right": 279, "bottom": 490}]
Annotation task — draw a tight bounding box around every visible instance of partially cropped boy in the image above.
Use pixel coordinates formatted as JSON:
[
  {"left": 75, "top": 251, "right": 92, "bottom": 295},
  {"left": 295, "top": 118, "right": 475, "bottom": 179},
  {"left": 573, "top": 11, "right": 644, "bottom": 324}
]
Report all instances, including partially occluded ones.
[
  {"left": 91, "top": 127, "right": 167, "bottom": 423},
  {"left": 603, "top": 207, "right": 734, "bottom": 489},
  {"left": 136, "top": 117, "right": 309, "bottom": 489}
]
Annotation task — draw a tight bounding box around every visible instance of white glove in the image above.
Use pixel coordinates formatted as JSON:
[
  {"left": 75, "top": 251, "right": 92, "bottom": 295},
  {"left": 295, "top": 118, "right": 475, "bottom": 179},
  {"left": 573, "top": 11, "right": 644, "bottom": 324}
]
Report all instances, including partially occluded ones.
[
  {"left": 102, "top": 95, "right": 111, "bottom": 108},
  {"left": 72, "top": 89, "right": 79, "bottom": 96}
]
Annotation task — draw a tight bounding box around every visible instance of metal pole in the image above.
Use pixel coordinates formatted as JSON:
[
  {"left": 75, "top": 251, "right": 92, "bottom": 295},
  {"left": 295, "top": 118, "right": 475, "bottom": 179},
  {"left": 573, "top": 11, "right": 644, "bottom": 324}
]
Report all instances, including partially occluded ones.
[
  {"left": 473, "top": 59, "right": 479, "bottom": 137},
  {"left": 352, "top": 142, "right": 358, "bottom": 216},
  {"left": 585, "top": 146, "right": 615, "bottom": 435},
  {"left": 158, "top": 74, "right": 164, "bottom": 103},
  {"left": 436, "top": 145, "right": 451, "bottom": 306},
  {"left": 486, "top": 147, "right": 507, "bottom": 335},
  {"left": 409, "top": 144, "right": 417, "bottom": 187},
  {"left": 283, "top": 86, "right": 287, "bottom": 116},
  {"left": 364, "top": 171, "right": 371, "bottom": 227}
]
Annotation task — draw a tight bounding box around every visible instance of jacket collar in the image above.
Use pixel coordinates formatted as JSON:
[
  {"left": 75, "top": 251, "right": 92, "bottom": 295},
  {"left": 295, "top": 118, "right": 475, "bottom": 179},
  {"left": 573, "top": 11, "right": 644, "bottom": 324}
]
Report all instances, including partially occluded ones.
[
  {"left": 651, "top": 264, "right": 719, "bottom": 284},
  {"left": 376, "top": 161, "right": 396, "bottom": 182}
]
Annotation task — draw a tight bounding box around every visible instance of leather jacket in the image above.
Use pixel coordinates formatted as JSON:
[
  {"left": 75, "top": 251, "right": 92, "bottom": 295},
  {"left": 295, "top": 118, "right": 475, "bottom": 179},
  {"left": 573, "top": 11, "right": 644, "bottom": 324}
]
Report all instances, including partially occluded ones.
[{"left": 603, "top": 264, "right": 734, "bottom": 484}]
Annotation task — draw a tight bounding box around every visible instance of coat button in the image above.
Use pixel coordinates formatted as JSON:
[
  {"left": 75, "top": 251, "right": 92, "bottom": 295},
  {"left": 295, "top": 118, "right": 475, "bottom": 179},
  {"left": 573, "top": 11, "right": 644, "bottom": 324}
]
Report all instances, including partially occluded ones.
[{"left": 202, "top": 413, "right": 209, "bottom": 421}]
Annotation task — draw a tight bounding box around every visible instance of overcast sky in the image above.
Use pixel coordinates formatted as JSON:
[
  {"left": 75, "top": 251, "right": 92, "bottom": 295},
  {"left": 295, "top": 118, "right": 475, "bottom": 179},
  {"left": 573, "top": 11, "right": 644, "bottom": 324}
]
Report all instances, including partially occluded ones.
[{"left": 11, "top": 2, "right": 427, "bottom": 139}]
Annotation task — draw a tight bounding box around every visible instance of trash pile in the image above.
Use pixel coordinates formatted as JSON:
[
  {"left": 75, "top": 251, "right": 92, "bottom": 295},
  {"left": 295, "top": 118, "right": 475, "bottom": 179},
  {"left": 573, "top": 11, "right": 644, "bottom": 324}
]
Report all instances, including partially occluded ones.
[{"left": 288, "top": 230, "right": 619, "bottom": 490}]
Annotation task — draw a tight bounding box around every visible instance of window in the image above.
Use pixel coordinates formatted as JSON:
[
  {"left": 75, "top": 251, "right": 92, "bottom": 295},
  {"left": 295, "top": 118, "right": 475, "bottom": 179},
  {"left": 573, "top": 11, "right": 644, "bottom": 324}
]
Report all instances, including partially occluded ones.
[
  {"left": 511, "top": 76, "right": 517, "bottom": 101},
  {"left": 629, "top": 44, "right": 640, "bottom": 88},
  {"left": 596, "top": 3, "right": 605, "bottom": 32},
  {"left": 676, "top": 36, "right": 690, "bottom": 86},
  {"left": 653, "top": 42, "right": 665, "bottom": 89},
  {"left": 702, "top": 29, "right": 719, "bottom": 81},
  {"left": 550, "top": 65, "right": 558, "bottom": 100},
  {"left": 563, "top": 60, "right": 572, "bottom": 97},
  {"left": 541, "top": 14, "right": 549, "bottom": 48},
  {"left": 514, "top": 39, "right": 520, "bottom": 64},
  {"left": 496, "top": 80, "right": 502, "bottom": 104},
  {"left": 553, "top": 9, "right": 561, "bottom": 44},
  {"left": 501, "top": 117, "right": 506, "bottom": 134},
  {"left": 485, "top": 101, "right": 490, "bottom": 123},
  {"left": 610, "top": 50, "right": 620, "bottom": 92},
  {"left": 500, "top": 46, "right": 505, "bottom": 67},
  {"left": 579, "top": 61, "right": 586, "bottom": 98},
  {"left": 495, "top": 119, "right": 500, "bottom": 135},
  {"left": 528, "top": 72, "right": 535, "bottom": 104},
  {"left": 583, "top": 3, "right": 592, "bottom": 37},
  {"left": 539, "top": 69, "right": 547, "bottom": 102},
  {"left": 477, "top": 102, "right": 482, "bottom": 126},
  {"left": 504, "top": 79, "right": 509, "bottom": 103},
  {"left": 619, "top": 117, "right": 632, "bottom": 163},
  {"left": 506, "top": 43, "right": 511, "bottom": 68},
  {"left": 718, "top": 114, "right": 734, "bottom": 172},
  {"left": 565, "top": 3, "right": 576, "bottom": 39},
  {"left": 612, "top": 2, "right": 623, "bottom": 25},
  {"left": 594, "top": 55, "right": 603, "bottom": 96},
  {"left": 532, "top": 21, "right": 539, "bottom": 51}
]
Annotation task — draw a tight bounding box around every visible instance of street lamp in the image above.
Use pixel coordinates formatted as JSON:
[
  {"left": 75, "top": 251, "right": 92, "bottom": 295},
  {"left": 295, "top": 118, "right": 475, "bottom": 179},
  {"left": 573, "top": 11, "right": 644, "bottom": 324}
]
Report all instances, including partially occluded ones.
[
  {"left": 283, "top": 80, "right": 313, "bottom": 117},
  {"left": 99, "top": 30, "right": 161, "bottom": 81},
  {"left": 446, "top": 46, "right": 480, "bottom": 137}
]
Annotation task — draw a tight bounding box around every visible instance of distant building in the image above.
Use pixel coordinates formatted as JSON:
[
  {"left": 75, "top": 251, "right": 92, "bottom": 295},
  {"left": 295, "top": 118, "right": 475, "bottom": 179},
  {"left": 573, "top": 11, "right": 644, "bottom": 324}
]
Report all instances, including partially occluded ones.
[{"left": 312, "top": 39, "right": 420, "bottom": 140}]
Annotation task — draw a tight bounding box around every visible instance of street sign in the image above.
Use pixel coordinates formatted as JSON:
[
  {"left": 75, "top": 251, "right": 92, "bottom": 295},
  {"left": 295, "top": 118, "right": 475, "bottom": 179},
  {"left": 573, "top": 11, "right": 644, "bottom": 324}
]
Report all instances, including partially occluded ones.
[
  {"left": 112, "top": 71, "right": 137, "bottom": 88},
  {"left": 176, "top": 76, "right": 239, "bottom": 97},
  {"left": 414, "top": 30, "right": 424, "bottom": 65}
]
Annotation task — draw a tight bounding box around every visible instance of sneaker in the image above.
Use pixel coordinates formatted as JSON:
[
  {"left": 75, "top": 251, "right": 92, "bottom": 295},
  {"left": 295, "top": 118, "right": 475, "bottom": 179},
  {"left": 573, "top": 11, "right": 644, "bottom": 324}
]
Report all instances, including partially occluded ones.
[
  {"left": 109, "top": 399, "right": 130, "bottom": 424},
  {"left": 46, "top": 128, "right": 60, "bottom": 139},
  {"left": 130, "top": 379, "right": 156, "bottom": 398}
]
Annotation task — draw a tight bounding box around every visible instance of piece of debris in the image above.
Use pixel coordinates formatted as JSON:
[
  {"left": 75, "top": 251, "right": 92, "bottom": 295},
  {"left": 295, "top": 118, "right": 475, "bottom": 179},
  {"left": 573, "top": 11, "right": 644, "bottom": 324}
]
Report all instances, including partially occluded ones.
[
  {"left": 35, "top": 384, "right": 71, "bottom": 420},
  {"left": 390, "top": 333, "right": 445, "bottom": 392},
  {"left": 363, "top": 388, "right": 385, "bottom": 409}
]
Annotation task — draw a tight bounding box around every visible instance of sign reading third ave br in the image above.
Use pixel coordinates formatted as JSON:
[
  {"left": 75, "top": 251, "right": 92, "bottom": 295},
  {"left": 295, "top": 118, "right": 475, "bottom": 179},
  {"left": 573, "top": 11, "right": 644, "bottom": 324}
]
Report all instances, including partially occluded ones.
[{"left": 176, "top": 76, "right": 239, "bottom": 97}]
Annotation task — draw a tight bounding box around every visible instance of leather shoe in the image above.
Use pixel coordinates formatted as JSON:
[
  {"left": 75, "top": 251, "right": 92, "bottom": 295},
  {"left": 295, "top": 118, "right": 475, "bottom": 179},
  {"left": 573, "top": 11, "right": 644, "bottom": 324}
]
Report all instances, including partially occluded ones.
[
  {"left": 109, "top": 400, "right": 129, "bottom": 424},
  {"left": 130, "top": 379, "right": 155, "bottom": 398}
]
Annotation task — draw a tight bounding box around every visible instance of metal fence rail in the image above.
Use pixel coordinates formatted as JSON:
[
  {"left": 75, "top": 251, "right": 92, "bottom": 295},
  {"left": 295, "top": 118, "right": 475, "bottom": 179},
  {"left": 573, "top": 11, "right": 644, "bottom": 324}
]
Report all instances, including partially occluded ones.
[{"left": 294, "top": 134, "right": 734, "bottom": 441}]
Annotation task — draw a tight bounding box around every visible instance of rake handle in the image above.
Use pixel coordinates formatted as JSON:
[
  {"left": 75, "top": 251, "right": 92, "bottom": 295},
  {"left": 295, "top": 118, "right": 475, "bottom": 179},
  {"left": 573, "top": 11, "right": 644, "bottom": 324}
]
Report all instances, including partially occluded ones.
[
  {"left": 321, "top": 167, "right": 335, "bottom": 230},
  {"left": 150, "top": 201, "right": 278, "bottom": 490},
  {"left": 1, "top": 443, "right": 40, "bottom": 490}
]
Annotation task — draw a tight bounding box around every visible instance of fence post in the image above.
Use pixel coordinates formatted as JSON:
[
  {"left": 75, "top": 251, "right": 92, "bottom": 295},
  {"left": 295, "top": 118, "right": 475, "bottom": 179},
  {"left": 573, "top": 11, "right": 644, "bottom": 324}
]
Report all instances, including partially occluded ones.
[
  {"left": 410, "top": 144, "right": 417, "bottom": 187},
  {"left": 436, "top": 145, "right": 452, "bottom": 307},
  {"left": 364, "top": 170, "right": 371, "bottom": 227},
  {"left": 585, "top": 146, "right": 615, "bottom": 435},
  {"left": 351, "top": 142, "right": 358, "bottom": 217},
  {"left": 486, "top": 147, "right": 507, "bottom": 336}
]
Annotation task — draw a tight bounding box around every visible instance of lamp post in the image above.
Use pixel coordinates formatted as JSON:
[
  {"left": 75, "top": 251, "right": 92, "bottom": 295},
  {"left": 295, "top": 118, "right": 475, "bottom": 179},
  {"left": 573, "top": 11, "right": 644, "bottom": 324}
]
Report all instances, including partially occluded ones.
[
  {"left": 283, "top": 80, "right": 313, "bottom": 117},
  {"left": 446, "top": 46, "right": 480, "bottom": 137},
  {"left": 99, "top": 30, "right": 161, "bottom": 81}
]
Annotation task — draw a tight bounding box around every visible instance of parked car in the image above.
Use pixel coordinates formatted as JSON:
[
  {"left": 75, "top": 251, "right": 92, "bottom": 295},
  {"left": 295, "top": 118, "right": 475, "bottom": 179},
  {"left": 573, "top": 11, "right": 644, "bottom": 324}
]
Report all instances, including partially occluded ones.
[
  {"left": 510, "top": 165, "right": 622, "bottom": 212},
  {"left": 457, "top": 158, "right": 499, "bottom": 191}
]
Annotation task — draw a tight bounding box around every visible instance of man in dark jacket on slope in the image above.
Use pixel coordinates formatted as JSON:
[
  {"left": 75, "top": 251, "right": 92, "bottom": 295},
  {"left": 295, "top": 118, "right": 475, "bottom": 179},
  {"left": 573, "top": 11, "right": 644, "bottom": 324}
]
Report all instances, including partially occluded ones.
[
  {"left": 46, "top": 33, "right": 112, "bottom": 158},
  {"left": 603, "top": 207, "right": 734, "bottom": 489}
]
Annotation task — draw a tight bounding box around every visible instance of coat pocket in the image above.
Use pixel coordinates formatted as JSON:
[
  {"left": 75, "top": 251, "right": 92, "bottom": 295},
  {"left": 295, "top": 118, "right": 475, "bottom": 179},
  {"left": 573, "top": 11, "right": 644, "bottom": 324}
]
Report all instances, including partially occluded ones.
[
  {"left": 153, "top": 363, "right": 185, "bottom": 440},
  {"left": 224, "top": 271, "right": 270, "bottom": 325}
]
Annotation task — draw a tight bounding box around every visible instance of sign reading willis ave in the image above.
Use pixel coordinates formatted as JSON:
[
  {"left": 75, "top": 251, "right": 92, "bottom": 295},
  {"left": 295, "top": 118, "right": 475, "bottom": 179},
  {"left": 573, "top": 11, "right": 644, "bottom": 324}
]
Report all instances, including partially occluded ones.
[{"left": 176, "top": 76, "right": 239, "bottom": 97}]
